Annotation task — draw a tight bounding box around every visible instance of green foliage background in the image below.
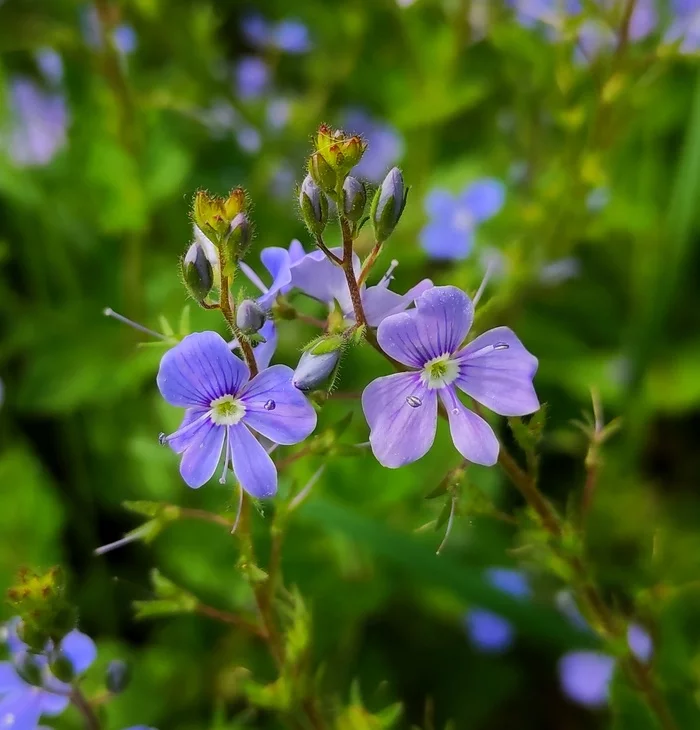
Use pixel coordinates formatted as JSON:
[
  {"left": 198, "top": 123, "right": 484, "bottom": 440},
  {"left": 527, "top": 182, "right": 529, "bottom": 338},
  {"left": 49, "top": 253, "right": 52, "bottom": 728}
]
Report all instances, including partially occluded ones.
[{"left": 2, "top": 0, "right": 700, "bottom": 728}]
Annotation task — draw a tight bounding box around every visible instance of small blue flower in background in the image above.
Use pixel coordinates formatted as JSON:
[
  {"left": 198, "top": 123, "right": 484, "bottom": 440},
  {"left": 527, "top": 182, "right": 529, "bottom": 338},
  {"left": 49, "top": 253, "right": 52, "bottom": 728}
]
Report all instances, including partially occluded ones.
[
  {"left": 81, "top": 6, "right": 137, "bottom": 56},
  {"left": 342, "top": 109, "right": 403, "bottom": 183},
  {"left": 0, "top": 618, "right": 97, "bottom": 729},
  {"left": 35, "top": 49, "right": 63, "bottom": 86},
  {"left": 464, "top": 569, "right": 531, "bottom": 654},
  {"left": 157, "top": 331, "right": 317, "bottom": 495},
  {"left": 586, "top": 186, "right": 610, "bottom": 212},
  {"left": 235, "top": 56, "right": 270, "bottom": 101},
  {"left": 4, "top": 78, "right": 69, "bottom": 168},
  {"left": 242, "top": 14, "right": 311, "bottom": 54},
  {"left": 666, "top": 0, "right": 700, "bottom": 54},
  {"left": 113, "top": 24, "right": 138, "bottom": 56},
  {"left": 420, "top": 179, "right": 505, "bottom": 261},
  {"left": 266, "top": 98, "right": 292, "bottom": 132}
]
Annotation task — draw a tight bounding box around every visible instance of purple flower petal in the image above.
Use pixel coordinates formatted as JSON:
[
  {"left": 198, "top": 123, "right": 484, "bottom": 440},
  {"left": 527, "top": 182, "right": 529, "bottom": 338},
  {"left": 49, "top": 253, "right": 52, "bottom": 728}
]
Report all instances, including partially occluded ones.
[
  {"left": 166, "top": 408, "right": 211, "bottom": 454},
  {"left": 454, "top": 327, "right": 539, "bottom": 417},
  {"left": 290, "top": 248, "right": 358, "bottom": 315},
  {"left": 439, "top": 387, "right": 499, "bottom": 466},
  {"left": 59, "top": 630, "right": 96, "bottom": 674},
  {"left": 288, "top": 239, "right": 305, "bottom": 263},
  {"left": 157, "top": 332, "right": 249, "bottom": 407},
  {"left": 272, "top": 19, "right": 311, "bottom": 53},
  {"left": 253, "top": 320, "right": 278, "bottom": 370},
  {"left": 420, "top": 220, "right": 473, "bottom": 261},
  {"left": 39, "top": 689, "right": 70, "bottom": 716},
  {"left": 0, "top": 691, "right": 44, "bottom": 729},
  {"left": 362, "top": 373, "right": 437, "bottom": 468},
  {"left": 628, "top": 624, "right": 653, "bottom": 662},
  {"left": 3, "top": 618, "right": 25, "bottom": 656},
  {"left": 229, "top": 424, "right": 277, "bottom": 498},
  {"left": 460, "top": 179, "right": 505, "bottom": 222},
  {"left": 179, "top": 422, "right": 225, "bottom": 489},
  {"left": 425, "top": 189, "right": 455, "bottom": 218},
  {"left": 465, "top": 610, "right": 515, "bottom": 653},
  {"left": 376, "top": 286, "right": 473, "bottom": 367},
  {"left": 558, "top": 651, "right": 615, "bottom": 708},
  {"left": 258, "top": 246, "right": 294, "bottom": 309},
  {"left": 362, "top": 278, "right": 433, "bottom": 327},
  {"left": 239, "top": 365, "right": 317, "bottom": 444},
  {"left": 0, "top": 663, "right": 23, "bottom": 693},
  {"left": 486, "top": 568, "right": 530, "bottom": 598},
  {"left": 235, "top": 56, "right": 269, "bottom": 100}
]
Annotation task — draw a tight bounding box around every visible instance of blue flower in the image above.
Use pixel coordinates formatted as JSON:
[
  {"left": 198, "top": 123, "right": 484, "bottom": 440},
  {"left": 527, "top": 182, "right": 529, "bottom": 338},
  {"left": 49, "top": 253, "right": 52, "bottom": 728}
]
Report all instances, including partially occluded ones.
[
  {"left": 666, "top": 0, "right": 700, "bottom": 54},
  {"left": 242, "top": 14, "right": 311, "bottom": 54},
  {"left": 0, "top": 619, "right": 97, "bottom": 730},
  {"left": 420, "top": 180, "right": 505, "bottom": 261},
  {"left": 157, "top": 332, "right": 317, "bottom": 495},
  {"left": 464, "top": 569, "right": 532, "bottom": 654},
  {"left": 5, "top": 78, "right": 68, "bottom": 168},
  {"left": 342, "top": 109, "right": 403, "bottom": 183},
  {"left": 35, "top": 49, "right": 63, "bottom": 86},
  {"left": 235, "top": 56, "right": 270, "bottom": 101}
]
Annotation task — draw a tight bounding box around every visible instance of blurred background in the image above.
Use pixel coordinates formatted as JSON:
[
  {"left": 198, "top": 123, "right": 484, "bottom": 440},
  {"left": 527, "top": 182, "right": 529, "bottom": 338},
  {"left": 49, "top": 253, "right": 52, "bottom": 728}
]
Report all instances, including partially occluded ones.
[{"left": 2, "top": 0, "right": 700, "bottom": 728}]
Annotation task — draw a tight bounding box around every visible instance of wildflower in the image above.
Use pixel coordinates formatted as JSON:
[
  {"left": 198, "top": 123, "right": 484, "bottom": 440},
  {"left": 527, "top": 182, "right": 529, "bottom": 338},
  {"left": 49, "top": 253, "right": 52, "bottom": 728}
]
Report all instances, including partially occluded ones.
[
  {"left": 242, "top": 14, "right": 311, "bottom": 54},
  {"left": 362, "top": 286, "right": 538, "bottom": 468},
  {"left": 420, "top": 180, "right": 505, "bottom": 261},
  {"left": 371, "top": 167, "right": 407, "bottom": 242},
  {"left": 0, "top": 618, "right": 96, "bottom": 729},
  {"left": 35, "top": 49, "right": 63, "bottom": 86},
  {"left": 235, "top": 56, "right": 270, "bottom": 101},
  {"left": 4, "top": 78, "right": 68, "bottom": 167},
  {"left": 290, "top": 249, "right": 432, "bottom": 327},
  {"left": 157, "top": 331, "right": 316, "bottom": 495},
  {"left": 293, "top": 350, "right": 341, "bottom": 391},
  {"left": 464, "top": 569, "right": 531, "bottom": 654},
  {"left": 342, "top": 109, "right": 403, "bottom": 183},
  {"left": 666, "top": 0, "right": 700, "bottom": 54}
]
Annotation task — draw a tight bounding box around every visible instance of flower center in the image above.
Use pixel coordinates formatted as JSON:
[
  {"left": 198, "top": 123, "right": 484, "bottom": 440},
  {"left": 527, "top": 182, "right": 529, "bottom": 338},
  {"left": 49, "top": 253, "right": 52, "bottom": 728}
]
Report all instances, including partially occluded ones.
[
  {"left": 451, "top": 207, "right": 474, "bottom": 233},
  {"left": 210, "top": 395, "right": 246, "bottom": 426},
  {"left": 421, "top": 354, "right": 459, "bottom": 389}
]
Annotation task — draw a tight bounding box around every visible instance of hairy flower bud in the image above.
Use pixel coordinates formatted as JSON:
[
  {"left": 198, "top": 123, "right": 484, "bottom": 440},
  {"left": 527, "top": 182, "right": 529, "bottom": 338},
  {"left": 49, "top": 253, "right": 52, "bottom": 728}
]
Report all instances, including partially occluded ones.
[
  {"left": 106, "top": 659, "right": 131, "bottom": 694},
  {"left": 371, "top": 167, "right": 407, "bottom": 242},
  {"left": 181, "top": 242, "right": 214, "bottom": 302},
  {"left": 14, "top": 653, "right": 43, "bottom": 687},
  {"left": 299, "top": 175, "right": 329, "bottom": 236},
  {"left": 49, "top": 652, "right": 75, "bottom": 683},
  {"left": 293, "top": 350, "right": 341, "bottom": 390},
  {"left": 236, "top": 299, "right": 266, "bottom": 334},
  {"left": 342, "top": 176, "right": 366, "bottom": 222},
  {"left": 227, "top": 213, "right": 252, "bottom": 258},
  {"left": 308, "top": 152, "right": 337, "bottom": 193}
]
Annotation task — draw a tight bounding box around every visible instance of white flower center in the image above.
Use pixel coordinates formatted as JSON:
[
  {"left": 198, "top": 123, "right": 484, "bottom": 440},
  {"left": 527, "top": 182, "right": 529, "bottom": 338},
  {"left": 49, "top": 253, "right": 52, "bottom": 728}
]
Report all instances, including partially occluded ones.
[
  {"left": 451, "top": 207, "right": 474, "bottom": 233},
  {"left": 421, "top": 354, "right": 459, "bottom": 390},
  {"left": 210, "top": 395, "right": 246, "bottom": 426}
]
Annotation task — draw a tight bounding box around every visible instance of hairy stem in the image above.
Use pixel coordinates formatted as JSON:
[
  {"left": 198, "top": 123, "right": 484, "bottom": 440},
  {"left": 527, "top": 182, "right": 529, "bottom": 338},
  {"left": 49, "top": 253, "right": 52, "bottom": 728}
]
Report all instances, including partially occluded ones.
[
  {"left": 220, "top": 270, "right": 259, "bottom": 378},
  {"left": 196, "top": 602, "right": 267, "bottom": 639},
  {"left": 71, "top": 686, "right": 101, "bottom": 730},
  {"left": 315, "top": 235, "right": 343, "bottom": 265},
  {"left": 358, "top": 242, "right": 382, "bottom": 287},
  {"left": 339, "top": 217, "right": 368, "bottom": 327}
]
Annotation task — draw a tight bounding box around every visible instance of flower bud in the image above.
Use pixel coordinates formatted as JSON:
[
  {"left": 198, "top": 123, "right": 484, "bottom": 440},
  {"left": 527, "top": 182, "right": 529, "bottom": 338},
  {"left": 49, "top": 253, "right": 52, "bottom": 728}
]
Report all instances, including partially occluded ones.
[
  {"left": 181, "top": 242, "right": 214, "bottom": 302},
  {"left": 371, "top": 167, "right": 407, "bottom": 242},
  {"left": 49, "top": 652, "right": 75, "bottom": 683},
  {"left": 227, "top": 213, "right": 252, "bottom": 258},
  {"left": 299, "top": 175, "right": 328, "bottom": 236},
  {"left": 106, "top": 659, "right": 131, "bottom": 694},
  {"left": 293, "top": 350, "right": 341, "bottom": 390},
  {"left": 342, "top": 177, "right": 366, "bottom": 222},
  {"left": 236, "top": 299, "right": 266, "bottom": 334},
  {"left": 308, "top": 152, "right": 337, "bottom": 193},
  {"left": 14, "top": 653, "right": 43, "bottom": 687}
]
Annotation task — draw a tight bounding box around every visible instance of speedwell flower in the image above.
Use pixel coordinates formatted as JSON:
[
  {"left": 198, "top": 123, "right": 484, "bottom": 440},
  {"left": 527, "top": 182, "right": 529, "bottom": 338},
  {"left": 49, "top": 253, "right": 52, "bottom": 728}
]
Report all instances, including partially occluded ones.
[
  {"left": 290, "top": 248, "right": 432, "bottom": 326},
  {"left": 157, "top": 331, "right": 316, "bottom": 496},
  {"left": 362, "top": 286, "right": 538, "bottom": 468},
  {"left": 0, "top": 619, "right": 97, "bottom": 730}
]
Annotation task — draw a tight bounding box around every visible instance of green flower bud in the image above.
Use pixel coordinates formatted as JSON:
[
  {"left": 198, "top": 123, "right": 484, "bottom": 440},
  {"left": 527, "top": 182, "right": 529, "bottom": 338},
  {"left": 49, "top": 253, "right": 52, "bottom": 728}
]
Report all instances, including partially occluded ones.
[
  {"left": 181, "top": 242, "right": 214, "bottom": 302},
  {"left": 371, "top": 167, "right": 408, "bottom": 243},
  {"left": 49, "top": 652, "right": 75, "bottom": 683},
  {"left": 106, "top": 659, "right": 131, "bottom": 694},
  {"left": 236, "top": 300, "right": 266, "bottom": 334},
  {"left": 308, "top": 152, "right": 337, "bottom": 194},
  {"left": 227, "top": 213, "right": 252, "bottom": 259},
  {"left": 292, "top": 350, "right": 341, "bottom": 390},
  {"left": 299, "top": 175, "right": 329, "bottom": 236},
  {"left": 15, "top": 653, "right": 44, "bottom": 686},
  {"left": 342, "top": 176, "right": 366, "bottom": 222}
]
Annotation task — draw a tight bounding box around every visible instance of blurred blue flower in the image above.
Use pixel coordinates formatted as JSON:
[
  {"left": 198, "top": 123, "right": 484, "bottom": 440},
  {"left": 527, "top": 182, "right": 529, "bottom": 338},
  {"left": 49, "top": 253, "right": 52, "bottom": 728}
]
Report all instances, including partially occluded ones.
[
  {"left": 266, "top": 97, "right": 291, "bottom": 132},
  {"left": 538, "top": 257, "right": 580, "bottom": 286},
  {"left": 464, "top": 569, "right": 531, "bottom": 654},
  {"left": 235, "top": 56, "right": 270, "bottom": 100},
  {"left": 35, "top": 49, "right": 63, "bottom": 86},
  {"left": 666, "top": 0, "right": 700, "bottom": 54},
  {"left": 81, "top": 6, "right": 137, "bottom": 55},
  {"left": 5, "top": 78, "right": 68, "bottom": 167},
  {"left": 420, "top": 179, "right": 505, "bottom": 261},
  {"left": 342, "top": 109, "right": 403, "bottom": 183},
  {"left": 269, "top": 162, "right": 296, "bottom": 200},
  {"left": 586, "top": 186, "right": 610, "bottom": 212},
  {"left": 236, "top": 126, "right": 262, "bottom": 154},
  {"left": 242, "top": 14, "right": 311, "bottom": 54},
  {"left": 0, "top": 619, "right": 97, "bottom": 729},
  {"left": 113, "top": 24, "right": 138, "bottom": 55}
]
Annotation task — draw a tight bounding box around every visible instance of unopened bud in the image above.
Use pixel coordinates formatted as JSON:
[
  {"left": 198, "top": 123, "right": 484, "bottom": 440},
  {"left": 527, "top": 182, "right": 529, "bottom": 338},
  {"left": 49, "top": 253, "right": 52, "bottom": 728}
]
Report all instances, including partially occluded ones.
[
  {"left": 182, "top": 242, "right": 214, "bottom": 302},
  {"left": 236, "top": 299, "right": 266, "bottom": 334},
  {"left": 106, "top": 659, "right": 131, "bottom": 694},
  {"left": 308, "top": 152, "right": 337, "bottom": 193},
  {"left": 342, "top": 177, "right": 366, "bottom": 222},
  {"left": 223, "top": 187, "right": 246, "bottom": 219},
  {"left": 299, "top": 175, "right": 328, "bottom": 236},
  {"left": 15, "top": 653, "right": 44, "bottom": 686},
  {"left": 49, "top": 652, "right": 75, "bottom": 683},
  {"left": 293, "top": 350, "right": 341, "bottom": 390},
  {"left": 371, "top": 167, "right": 407, "bottom": 242},
  {"left": 227, "top": 213, "right": 252, "bottom": 258}
]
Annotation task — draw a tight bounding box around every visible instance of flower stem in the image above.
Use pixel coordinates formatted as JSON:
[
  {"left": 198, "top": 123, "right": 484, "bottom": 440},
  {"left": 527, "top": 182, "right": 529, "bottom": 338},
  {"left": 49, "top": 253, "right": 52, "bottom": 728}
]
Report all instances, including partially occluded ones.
[
  {"left": 357, "top": 242, "right": 382, "bottom": 287},
  {"left": 196, "top": 602, "right": 267, "bottom": 639},
  {"left": 220, "top": 271, "right": 258, "bottom": 378},
  {"left": 314, "top": 235, "right": 343, "bottom": 265},
  {"left": 339, "top": 217, "right": 368, "bottom": 328},
  {"left": 70, "top": 686, "right": 101, "bottom": 730}
]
